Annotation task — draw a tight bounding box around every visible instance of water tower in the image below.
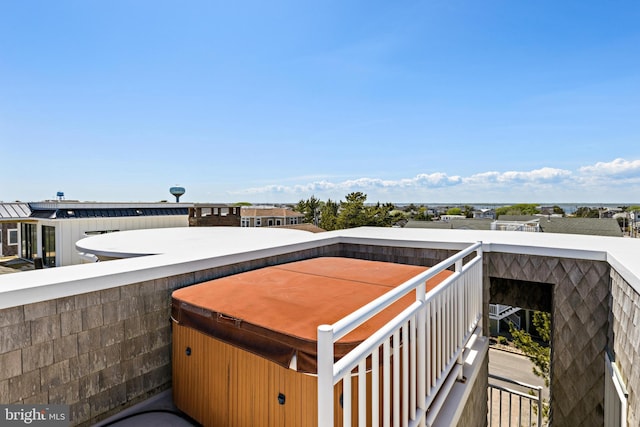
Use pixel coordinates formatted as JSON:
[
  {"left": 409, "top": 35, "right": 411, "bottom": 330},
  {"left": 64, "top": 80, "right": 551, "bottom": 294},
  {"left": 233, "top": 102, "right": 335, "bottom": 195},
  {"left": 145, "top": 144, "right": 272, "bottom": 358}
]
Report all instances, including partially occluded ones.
[{"left": 170, "top": 186, "right": 186, "bottom": 202}]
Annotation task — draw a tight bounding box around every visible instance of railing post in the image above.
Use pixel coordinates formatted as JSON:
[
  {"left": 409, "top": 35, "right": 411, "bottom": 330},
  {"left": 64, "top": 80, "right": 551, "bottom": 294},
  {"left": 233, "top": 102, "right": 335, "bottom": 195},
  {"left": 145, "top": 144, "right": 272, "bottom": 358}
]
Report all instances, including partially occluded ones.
[
  {"left": 455, "top": 259, "right": 464, "bottom": 380},
  {"left": 318, "top": 324, "right": 335, "bottom": 427},
  {"left": 476, "top": 244, "right": 483, "bottom": 332},
  {"left": 537, "top": 386, "right": 543, "bottom": 427},
  {"left": 416, "top": 281, "right": 427, "bottom": 416}
]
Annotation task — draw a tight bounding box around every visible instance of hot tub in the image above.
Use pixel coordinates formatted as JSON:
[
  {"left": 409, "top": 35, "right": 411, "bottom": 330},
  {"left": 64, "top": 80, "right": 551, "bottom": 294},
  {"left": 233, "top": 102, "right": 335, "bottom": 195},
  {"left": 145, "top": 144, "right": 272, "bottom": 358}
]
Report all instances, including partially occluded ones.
[{"left": 171, "top": 257, "right": 451, "bottom": 426}]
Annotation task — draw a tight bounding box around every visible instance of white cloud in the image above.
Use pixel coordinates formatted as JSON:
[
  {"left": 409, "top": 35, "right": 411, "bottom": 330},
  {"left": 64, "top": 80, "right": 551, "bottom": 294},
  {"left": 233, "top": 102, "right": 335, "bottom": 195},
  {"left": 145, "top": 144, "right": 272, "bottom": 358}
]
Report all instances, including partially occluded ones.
[
  {"left": 579, "top": 158, "right": 640, "bottom": 177},
  {"left": 500, "top": 167, "right": 571, "bottom": 183},
  {"left": 228, "top": 159, "right": 640, "bottom": 202}
]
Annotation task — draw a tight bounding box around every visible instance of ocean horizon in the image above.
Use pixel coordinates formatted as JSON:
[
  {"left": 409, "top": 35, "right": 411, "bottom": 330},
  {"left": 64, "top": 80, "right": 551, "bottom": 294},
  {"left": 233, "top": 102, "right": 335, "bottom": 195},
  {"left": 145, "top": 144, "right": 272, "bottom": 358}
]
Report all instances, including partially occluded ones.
[{"left": 387, "top": 202, "right": 640, "bottom": 215}]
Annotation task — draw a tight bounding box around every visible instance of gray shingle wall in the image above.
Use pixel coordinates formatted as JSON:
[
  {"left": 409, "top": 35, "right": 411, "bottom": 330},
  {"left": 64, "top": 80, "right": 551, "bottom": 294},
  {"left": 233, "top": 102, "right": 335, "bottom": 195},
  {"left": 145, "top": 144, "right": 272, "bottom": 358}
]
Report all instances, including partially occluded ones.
[
  {"left": 456, "top": 358, "right": 488, "bottom": 427},
  {"left": 1, "top": 223, "right": 19, "bottom": 257},
  {"left": 0, "top": 280, "right": 175, "bottom": 425},
  {"left": 339, "top": 242, "right": 458, "bottom": 267},
  {"left": 486, "top": 252, "right": 611, "bottom": 427},
  {"left": 610, "top": 269, "right": 640, "bottom": 427}
]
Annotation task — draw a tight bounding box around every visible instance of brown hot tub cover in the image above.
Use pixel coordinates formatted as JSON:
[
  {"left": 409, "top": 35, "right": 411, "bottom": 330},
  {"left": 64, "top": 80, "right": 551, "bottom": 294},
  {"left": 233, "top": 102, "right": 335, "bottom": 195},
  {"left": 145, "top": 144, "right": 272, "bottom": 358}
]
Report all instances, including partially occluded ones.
[{"left": 171, "top": 257, "right": 452, "bottom": 373}]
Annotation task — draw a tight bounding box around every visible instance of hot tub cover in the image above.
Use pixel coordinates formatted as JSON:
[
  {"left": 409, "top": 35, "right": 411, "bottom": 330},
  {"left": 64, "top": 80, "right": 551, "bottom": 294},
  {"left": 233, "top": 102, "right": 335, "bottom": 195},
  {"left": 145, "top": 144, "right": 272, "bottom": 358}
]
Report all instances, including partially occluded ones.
[{"left": 171, "top": 257, "right": 452, "bottom": 373}]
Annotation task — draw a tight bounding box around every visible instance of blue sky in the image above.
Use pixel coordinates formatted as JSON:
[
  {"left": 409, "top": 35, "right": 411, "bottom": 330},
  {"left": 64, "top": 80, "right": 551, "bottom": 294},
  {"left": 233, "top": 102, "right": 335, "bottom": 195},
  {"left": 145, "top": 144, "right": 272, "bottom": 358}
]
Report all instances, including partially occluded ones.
[{"left": 1, "top": 1, "right": 639, "bottom": 204}]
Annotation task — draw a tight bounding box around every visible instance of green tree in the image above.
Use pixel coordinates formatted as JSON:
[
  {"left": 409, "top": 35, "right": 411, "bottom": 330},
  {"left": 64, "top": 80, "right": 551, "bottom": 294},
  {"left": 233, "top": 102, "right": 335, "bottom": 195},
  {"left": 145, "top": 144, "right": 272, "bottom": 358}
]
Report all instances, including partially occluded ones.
[
  {"left": 446, "top": 207, "right": 462, "bottom": 216},
  {"left": 365, "top": 202, "right": 395, "bottom": 227},
  {"left": 403, "top": 203, "right": 417, "bottom": 213},
  {"left": 463, "top": 205, "right": 475, "bottom": 218},
  {"left": 495, "top": 204, "right": 541, "bottom": 217},
  {"left": 337, "top": 192, "right": 368, "bottom": 229},
  {"left": 510, "top": 311, "right": 550, "bottom": 386},
  {"left": 574, "top": 207, "right": 600, "bottom": 218},
  {"left": 510, "top": 311, "right": 551, "bottom": 423},
  {"left": 388, "top": 207, "right": 407, "bottom": 226},
  {"left": 318, "top": 199, "right": 339, "bottom": 231},
  {"left": 413, "top": 207, "right": 432, "bottom": 221},
  {"left": 295, "top": 199, "right": 306, "bottom": 218},
  {"left": 296, "top": 195, "right": 321, "bottom": 225},
  {"left": 303, "top": 194, "right": 398, "bottom": 230}
]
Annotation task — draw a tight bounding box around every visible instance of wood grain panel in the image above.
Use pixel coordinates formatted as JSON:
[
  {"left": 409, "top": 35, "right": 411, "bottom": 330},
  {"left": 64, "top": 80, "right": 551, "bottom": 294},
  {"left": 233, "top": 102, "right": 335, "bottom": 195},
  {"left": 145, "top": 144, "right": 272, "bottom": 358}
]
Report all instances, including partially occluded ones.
[{"left": 173, "top": 322, "right": 384, "bottom": 426}]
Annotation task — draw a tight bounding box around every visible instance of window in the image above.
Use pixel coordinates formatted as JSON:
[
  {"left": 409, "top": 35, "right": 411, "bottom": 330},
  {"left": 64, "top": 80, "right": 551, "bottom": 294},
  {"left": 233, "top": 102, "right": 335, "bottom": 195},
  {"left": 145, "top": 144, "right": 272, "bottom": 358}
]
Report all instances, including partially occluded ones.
[
  {"left": 256, "top": 218, "right": 261, "bottom": 227},
  {"left": 268, "top": 219, "right": 274, "bottom": 226},
  {"left": 290, "top": 218, "right": 298, "bottom": 225},
  {"left": 276, "top": 219, "right": 282, "bottom": 226},
  {"left": 241, "top": 218, "right": 250, "bottom": 227},
  {"left": 8, "top": 229, "right": 18, "bottom": 245}
]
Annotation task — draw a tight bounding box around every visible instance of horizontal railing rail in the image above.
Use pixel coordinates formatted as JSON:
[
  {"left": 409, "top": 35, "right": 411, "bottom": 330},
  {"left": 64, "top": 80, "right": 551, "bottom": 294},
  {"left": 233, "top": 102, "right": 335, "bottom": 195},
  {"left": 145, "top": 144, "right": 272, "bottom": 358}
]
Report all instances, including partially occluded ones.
[{"left": 318, "top": 241, "right": 484, "bottom": 427}]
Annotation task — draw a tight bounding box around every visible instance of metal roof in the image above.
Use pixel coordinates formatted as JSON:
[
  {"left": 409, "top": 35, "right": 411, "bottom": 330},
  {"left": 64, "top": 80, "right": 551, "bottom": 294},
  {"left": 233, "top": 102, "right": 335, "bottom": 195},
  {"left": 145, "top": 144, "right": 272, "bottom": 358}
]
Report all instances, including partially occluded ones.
[{"left": 0, "top": 203, "right": 31, "bottom": 219}]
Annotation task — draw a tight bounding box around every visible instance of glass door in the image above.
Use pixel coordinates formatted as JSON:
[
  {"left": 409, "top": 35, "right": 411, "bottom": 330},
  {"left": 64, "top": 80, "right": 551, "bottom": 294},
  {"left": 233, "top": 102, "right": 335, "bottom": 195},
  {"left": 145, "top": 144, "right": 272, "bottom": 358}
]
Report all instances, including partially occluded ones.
[
  {"left": 42, "top": 225, "right": 56, "bottom": 267},
  {"left": 21, "top": 223, "right": 37, "bottom": 260}
]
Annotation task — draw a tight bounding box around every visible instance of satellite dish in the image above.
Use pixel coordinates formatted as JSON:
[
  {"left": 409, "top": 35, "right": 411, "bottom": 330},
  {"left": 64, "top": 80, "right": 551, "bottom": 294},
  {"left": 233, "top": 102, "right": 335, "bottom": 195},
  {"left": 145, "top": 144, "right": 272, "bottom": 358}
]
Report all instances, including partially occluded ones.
[{"left": 170, "top": 186, "right": 186, "bottom": 202}]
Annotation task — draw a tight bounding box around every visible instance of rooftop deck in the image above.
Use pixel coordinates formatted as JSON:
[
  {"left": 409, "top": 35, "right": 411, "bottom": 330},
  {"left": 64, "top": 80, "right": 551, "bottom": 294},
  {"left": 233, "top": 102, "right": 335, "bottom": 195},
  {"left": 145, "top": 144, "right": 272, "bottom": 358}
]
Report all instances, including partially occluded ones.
[{"left": 0, "top": 227, "right": 638, "bottom": 426}]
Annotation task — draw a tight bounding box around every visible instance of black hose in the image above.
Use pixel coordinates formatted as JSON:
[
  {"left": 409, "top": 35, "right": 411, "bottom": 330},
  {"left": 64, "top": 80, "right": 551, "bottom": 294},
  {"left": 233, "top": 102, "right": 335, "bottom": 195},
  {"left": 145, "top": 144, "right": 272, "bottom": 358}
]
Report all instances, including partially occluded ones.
[{"left": 97, "top": 408, "right": 200, "bottom": 427}]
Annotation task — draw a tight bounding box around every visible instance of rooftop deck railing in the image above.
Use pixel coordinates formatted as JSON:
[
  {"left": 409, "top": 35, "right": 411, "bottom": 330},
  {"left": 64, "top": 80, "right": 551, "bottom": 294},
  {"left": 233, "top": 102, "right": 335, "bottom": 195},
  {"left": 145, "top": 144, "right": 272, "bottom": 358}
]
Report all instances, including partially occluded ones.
[
  {"left": 317, "top": 241, "right": 483, "bottom": 426},
  {"left": 488, "top": 374, "right": 544, "bottom": 427}
]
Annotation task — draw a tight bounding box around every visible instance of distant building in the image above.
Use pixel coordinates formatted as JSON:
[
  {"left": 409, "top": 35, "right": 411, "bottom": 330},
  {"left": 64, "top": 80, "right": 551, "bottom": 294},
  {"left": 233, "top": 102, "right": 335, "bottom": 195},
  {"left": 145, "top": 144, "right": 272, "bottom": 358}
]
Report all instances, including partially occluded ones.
[
  {"left": 405, "top": 218, "right": 494, "bottom": 230},
  {"left": 498, "top": 215, "right": 622, "bottom": 237},
  {"left": 189, "top": 205, "right": 306, "bottom": 229},
  {"left": 473, "top": 209, "right": 496, "bottom": 220},
  {"left": 17, "top": 201, "right": 190, "bottom": 267},
  {"left": 439, "top": 214, "right": 466, "bottom": 222},
  {"left": 0, "top": 203, "right": 30, "bottom": 257},
  {"left": 601, "top": 207, "right": 623, "bottom": 218},
  {"left": 492, "top": 218, "right": 541, "bottom": 232},
  {"left": 189, "top": 204, "right": 241, "bottom": 227},
  {"left": 240, "top": 206, "right": 304, "bottom": 227},
  {"left": 405, "top": 214, "right": 624, "bottom": 237}
]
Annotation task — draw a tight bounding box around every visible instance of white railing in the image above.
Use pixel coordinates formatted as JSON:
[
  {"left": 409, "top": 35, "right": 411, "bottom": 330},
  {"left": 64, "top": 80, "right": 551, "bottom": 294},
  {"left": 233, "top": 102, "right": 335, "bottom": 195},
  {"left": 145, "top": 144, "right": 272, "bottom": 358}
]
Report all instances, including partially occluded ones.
[
  {"left": 489, "top": 304, "right": 520, "bottom": 318},
  {"left": 491, "top": 220, "right": 540, "bottom": 233},
  {"left": 488, "top": 374, "right": 544, "bottom": 427},
  {"left": 505, "top": 312, "right": 521, "bottom": 330},
  {"left": 604, "top": 352, "right": 628, "bottom": 427},
  {"left": 317, "top": 242, "right": 483, "bottom": 427}
]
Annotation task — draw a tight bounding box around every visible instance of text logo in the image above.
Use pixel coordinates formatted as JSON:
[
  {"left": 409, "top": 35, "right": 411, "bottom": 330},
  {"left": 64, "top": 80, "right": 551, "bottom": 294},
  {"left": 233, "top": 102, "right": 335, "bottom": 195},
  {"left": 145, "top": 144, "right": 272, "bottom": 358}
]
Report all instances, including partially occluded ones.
[{"left": 0, "top": 405, "right": 69, "bottom": 426}]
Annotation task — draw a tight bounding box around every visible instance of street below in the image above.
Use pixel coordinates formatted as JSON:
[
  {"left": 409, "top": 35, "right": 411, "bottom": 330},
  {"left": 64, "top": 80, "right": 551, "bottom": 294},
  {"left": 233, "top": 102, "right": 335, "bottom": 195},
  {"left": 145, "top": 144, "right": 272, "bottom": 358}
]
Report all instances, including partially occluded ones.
[{"left": 488, "top": 347, "right": 550, "bottom": 426}]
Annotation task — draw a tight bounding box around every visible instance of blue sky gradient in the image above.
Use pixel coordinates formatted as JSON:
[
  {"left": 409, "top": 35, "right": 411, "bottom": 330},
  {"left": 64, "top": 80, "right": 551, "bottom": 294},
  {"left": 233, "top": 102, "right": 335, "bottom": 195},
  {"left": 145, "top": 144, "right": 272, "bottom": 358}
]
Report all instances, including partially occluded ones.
[{"left": 2, "top": 1, "right": 639, "bottom": 204}]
